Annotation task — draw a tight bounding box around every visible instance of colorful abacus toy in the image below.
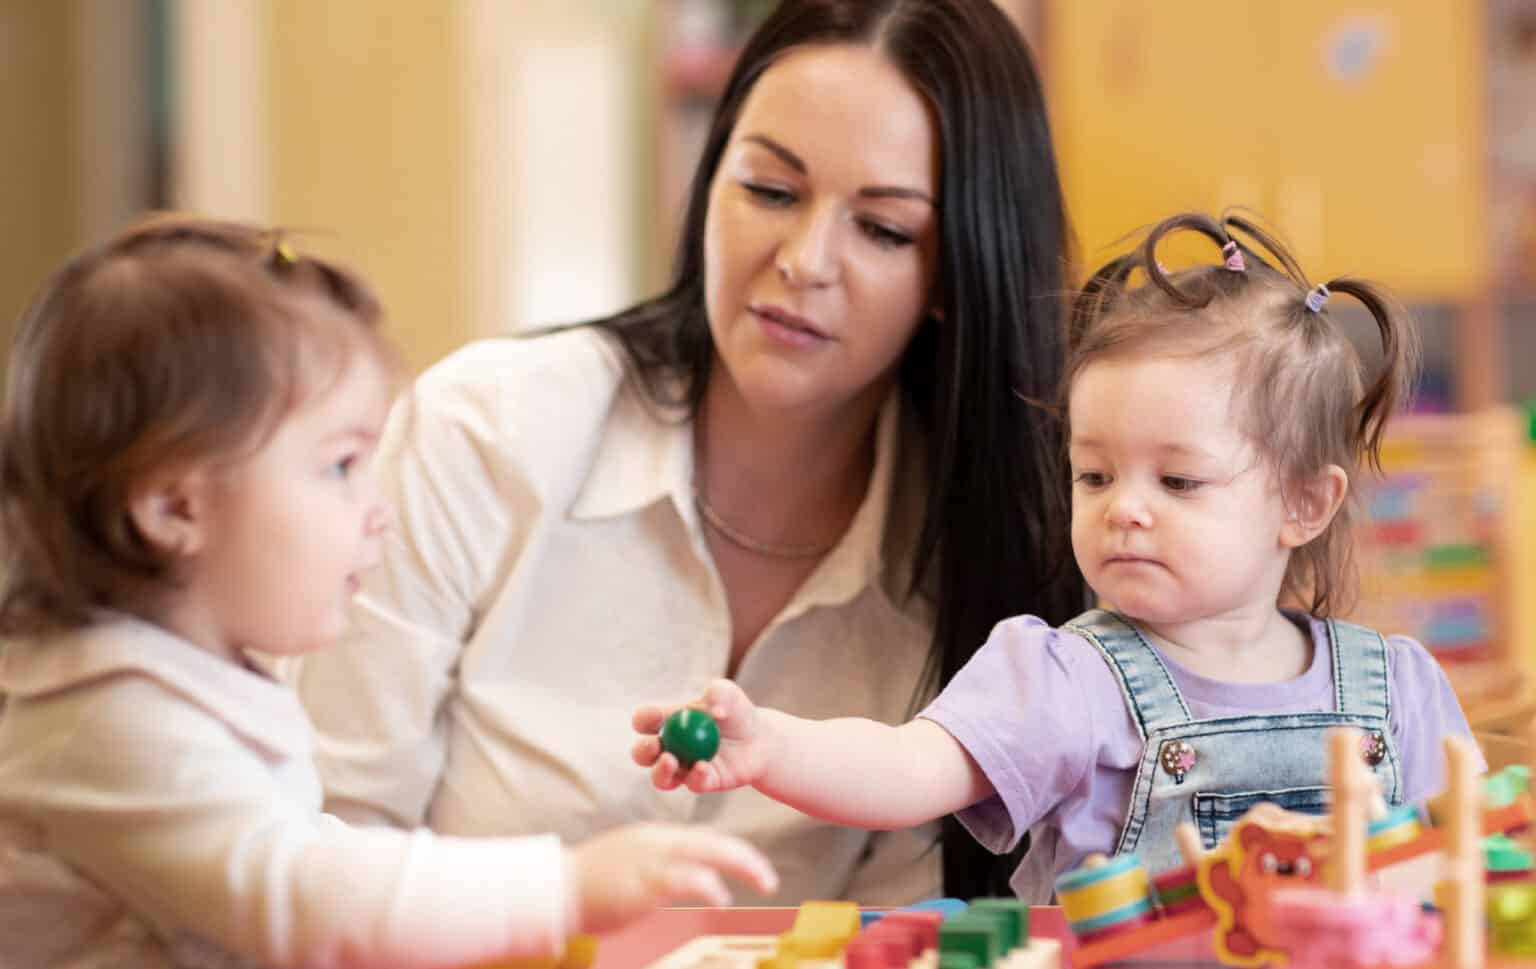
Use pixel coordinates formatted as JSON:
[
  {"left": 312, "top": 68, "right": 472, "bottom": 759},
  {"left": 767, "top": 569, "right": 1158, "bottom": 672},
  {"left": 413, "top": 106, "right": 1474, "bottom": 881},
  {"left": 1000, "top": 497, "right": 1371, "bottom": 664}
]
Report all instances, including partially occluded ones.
[{"left": 1051, "top": 726, "right": 1536, "bottom": 969}]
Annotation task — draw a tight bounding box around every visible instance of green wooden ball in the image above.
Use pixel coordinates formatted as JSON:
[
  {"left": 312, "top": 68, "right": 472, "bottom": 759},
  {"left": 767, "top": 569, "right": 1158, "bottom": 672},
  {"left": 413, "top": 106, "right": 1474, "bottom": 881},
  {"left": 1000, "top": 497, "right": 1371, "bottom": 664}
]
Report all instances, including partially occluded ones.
[{"left": 659, "top": 708, "right": 720, "bottom": 768}]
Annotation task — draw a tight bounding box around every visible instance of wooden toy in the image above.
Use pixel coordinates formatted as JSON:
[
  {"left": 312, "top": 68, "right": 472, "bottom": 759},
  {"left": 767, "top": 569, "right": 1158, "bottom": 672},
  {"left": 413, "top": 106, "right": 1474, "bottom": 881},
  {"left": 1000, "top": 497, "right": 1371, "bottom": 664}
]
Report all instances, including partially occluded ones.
[
  {"left": 1150, "top": 866, "right": 1202, "bottom": 916},
  {"left": 1261, "top": 729, "right": 1443, "bottom": 968},
  {"left": 1064, "top": 725, "right": 1536, "bottom": 969},
  {"left": 1366, "top": 803, "right": 1426, "bottom": 855},
  {"left": 1197, "top": 803, "right": 1329, "bottom": 968},
  {"left": 1053, "top": 852, "right": 1154, "bottom": 942},
  {"left": 637, "top": 899, "right": 1060, "bottom": 969}
]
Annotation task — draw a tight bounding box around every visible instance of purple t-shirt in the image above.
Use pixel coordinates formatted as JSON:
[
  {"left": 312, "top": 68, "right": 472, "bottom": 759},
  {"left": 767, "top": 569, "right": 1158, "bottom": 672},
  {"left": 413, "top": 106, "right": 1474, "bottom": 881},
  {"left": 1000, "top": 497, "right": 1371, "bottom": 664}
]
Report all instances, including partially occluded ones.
[{"left": 919, "top": 613, "right": 1479, "bottom": 897}]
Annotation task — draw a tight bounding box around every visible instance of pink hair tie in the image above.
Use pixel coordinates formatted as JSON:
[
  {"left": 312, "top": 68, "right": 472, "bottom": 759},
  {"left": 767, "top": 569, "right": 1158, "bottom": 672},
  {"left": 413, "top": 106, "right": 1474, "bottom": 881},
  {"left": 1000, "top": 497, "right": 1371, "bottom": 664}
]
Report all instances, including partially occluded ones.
[
  {"left": 1221, "top": 240, "right": 1246, "bottom": 272},
  {"left": 1305, "top": 283, "right": 1331, "bottom": 313}
]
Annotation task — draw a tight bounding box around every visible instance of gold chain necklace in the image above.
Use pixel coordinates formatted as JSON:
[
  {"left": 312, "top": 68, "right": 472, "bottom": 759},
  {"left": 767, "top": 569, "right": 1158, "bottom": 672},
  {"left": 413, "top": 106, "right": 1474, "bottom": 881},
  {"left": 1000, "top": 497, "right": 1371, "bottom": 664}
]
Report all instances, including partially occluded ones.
[
  {"left": 692, "top": 401, "right": 840, "bottom": 560},
  {"left": 693, "top": 486, "right": 840, "bottom": 560}
]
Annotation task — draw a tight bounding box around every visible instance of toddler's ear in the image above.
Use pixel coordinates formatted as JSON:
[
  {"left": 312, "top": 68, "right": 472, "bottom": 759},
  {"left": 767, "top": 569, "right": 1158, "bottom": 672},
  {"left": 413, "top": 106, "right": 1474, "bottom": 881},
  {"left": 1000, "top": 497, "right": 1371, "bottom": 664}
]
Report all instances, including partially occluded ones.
[
  {"left": 1280, "top": 465, "right": 1348, "bottom": 548},
  {"left": 128, "top": 468, "right": 211, "bottom": 558}
]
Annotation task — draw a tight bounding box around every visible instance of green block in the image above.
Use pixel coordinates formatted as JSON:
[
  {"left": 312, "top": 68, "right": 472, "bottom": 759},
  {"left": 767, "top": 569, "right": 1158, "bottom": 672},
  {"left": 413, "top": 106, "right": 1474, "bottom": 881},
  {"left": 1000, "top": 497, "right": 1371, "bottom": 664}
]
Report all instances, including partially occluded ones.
[
  {"left": 967, "top": 898, "right": 1030, "bottom": 951},
  {"left": 1484, "top": 765, "right": 1531, "bottom": 808},
  {"left": 1485, "top": 833, "right": 1536, "bottom": 873},
  {"left": 939, "top": 915, "right": 1001, "bottom": 968},
  {"left": 936, "top": 954, "right": 980, "bottom": 969}
]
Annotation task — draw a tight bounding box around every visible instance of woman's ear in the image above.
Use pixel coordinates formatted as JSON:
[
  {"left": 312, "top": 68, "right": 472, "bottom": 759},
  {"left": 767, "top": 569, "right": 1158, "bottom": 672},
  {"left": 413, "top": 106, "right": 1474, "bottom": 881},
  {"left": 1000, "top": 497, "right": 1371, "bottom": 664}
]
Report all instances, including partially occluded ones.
[
  {"left": 128, "top": 468, "right": 211, "bottom": 559},
  {"left": 1280, "top": 464, "right": 1348, "bottom": 549}
]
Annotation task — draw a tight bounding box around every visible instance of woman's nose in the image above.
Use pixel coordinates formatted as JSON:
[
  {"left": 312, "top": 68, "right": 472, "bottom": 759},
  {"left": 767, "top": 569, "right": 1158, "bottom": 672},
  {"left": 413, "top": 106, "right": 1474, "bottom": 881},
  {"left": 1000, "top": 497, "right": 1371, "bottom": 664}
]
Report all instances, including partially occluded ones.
[{"left": 776, "top": 204, "right": 841, "bottom": 289}]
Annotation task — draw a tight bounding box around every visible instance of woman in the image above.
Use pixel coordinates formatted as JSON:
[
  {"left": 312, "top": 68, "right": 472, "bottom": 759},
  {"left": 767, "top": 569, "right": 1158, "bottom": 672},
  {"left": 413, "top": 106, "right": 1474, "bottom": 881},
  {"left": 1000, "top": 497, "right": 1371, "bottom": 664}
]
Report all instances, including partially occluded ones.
[{"left": 290, "top": 0, "right": 1084, "bottom": 902}]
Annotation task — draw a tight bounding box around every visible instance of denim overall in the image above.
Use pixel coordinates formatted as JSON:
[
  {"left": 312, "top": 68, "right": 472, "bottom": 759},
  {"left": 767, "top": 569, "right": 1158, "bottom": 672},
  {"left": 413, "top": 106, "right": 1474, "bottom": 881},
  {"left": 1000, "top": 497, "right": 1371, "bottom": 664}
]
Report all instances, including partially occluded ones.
[{"left": 1066, "top": 608, "right": 1401, "bottom": 878}]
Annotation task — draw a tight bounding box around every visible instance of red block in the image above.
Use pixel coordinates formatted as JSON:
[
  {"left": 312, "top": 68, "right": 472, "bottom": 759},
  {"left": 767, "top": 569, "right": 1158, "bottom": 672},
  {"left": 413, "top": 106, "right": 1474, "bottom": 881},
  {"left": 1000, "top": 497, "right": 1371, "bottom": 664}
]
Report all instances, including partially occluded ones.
[{"left": 878, "top": 911, "right": 944, "bottom": 952}]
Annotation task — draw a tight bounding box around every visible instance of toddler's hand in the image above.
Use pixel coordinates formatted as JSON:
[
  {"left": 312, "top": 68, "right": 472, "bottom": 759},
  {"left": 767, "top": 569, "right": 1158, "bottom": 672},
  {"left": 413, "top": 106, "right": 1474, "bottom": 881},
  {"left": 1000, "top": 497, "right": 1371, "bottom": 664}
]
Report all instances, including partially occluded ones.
[
  {"left": 631, "top": 679, "right": 768, "bottom": 793},
  {"left": 564, "top": 823, "right": 778, "bottom": 934}
]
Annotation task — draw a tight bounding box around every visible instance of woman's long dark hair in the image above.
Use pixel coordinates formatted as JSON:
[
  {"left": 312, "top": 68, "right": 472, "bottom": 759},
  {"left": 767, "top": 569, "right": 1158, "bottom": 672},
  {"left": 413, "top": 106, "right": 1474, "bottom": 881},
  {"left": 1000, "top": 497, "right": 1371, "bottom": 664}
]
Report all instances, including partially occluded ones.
[{"left": 589, "top": 0, "right": 1086, "bottom": 898}]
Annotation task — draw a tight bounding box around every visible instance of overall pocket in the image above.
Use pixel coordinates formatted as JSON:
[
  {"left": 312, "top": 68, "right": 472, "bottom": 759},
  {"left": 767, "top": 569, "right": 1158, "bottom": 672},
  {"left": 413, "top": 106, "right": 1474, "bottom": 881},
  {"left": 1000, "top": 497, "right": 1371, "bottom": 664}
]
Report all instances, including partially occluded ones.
[{"left": 1193, "top": 786, "right": 1331, "bottom": 850}]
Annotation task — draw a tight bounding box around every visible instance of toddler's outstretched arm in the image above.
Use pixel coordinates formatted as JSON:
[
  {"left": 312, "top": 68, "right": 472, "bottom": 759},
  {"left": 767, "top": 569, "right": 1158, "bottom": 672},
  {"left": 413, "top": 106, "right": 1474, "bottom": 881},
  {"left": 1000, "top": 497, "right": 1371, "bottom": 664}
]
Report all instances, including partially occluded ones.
[{"left": 632, "top": 679, "right": 992, "bottom": 830}]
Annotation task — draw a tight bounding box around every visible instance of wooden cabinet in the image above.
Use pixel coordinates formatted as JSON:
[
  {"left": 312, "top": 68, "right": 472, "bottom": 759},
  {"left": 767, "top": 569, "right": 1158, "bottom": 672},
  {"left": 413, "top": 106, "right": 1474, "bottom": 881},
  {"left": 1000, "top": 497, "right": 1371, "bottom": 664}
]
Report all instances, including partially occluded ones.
[
  {"left": 1046, "top": 1, "right": 1488, "bottom": 301},
  {"left": 1046, "top": 2, "right": 1266, "bottom": 270}
]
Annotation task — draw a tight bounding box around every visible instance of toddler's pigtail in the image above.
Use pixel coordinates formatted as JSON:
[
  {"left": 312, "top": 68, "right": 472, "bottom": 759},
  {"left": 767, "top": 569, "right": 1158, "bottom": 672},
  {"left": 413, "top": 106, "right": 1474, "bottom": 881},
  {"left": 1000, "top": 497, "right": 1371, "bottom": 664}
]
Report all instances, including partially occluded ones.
[
  {"left": 1222, "top": 212, "right": 1308, "bottom": 286},
  {"left": 1068, "top": 253, "right": 1137, "bottom": 352},
  {"left": 1140, "top": 213, "right": 1232, "bottom": 308},
  {"left": 1320, "top": 278, "right": 1422, "bottom": 473}
]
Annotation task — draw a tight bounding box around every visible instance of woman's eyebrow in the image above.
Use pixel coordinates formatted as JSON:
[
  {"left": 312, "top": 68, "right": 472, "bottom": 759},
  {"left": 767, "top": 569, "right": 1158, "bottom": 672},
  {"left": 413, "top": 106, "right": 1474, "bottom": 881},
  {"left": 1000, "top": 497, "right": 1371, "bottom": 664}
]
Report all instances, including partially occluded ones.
[{"left": 740, "top": 133, "right": 935, "bottom": 205}]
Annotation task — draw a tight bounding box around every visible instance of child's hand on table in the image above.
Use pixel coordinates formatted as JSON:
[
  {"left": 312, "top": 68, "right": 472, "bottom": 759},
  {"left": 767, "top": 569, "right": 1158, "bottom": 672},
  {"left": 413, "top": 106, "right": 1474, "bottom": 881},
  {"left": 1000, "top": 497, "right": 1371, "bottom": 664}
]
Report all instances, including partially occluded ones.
[{"left": 564, "top": 822, "right": 778, "bottom": 934}]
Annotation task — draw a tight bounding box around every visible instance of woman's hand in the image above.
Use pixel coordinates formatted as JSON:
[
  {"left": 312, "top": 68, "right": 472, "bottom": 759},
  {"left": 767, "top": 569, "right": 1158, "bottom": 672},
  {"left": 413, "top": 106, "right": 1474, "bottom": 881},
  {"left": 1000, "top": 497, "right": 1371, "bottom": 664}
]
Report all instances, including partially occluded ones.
[{"left": 631, "top": 679, "right": 771, "bottom": 793}]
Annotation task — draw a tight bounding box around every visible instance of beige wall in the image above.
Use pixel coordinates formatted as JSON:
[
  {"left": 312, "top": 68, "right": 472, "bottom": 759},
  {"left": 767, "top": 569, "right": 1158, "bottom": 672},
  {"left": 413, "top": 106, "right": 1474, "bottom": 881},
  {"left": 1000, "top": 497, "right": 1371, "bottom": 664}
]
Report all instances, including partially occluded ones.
[
  {"left": 268, "top": 3, "right": 469, "bottom": 372},
  {"left": 0, "top": 3, "right": 76, "bottom": 348},
  {"left": 460, "top": 0, "right": 647, "bottom": 338},
  {"left": 1, "top": 0, "right": 154, "bottom": 359},
  {"left": 173, "top": 0, "right": 646, "bottom": 374}
]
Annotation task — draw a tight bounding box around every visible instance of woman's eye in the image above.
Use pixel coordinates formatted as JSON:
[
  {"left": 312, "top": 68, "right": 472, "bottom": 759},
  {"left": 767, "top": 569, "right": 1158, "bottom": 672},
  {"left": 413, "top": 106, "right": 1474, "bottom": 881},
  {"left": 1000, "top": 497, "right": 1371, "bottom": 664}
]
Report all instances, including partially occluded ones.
[
  {"left": 742, "top": 182, "right": 795, "bottom": 207},
  {"left": 331, "top": 456, "right": 356, "bottom": 479},
  {"left": 1074, "top": 471, "right": 1108, "bottom": 488},
  {"left": 859, "top": 219, "right": 913, "bottom": 249}
]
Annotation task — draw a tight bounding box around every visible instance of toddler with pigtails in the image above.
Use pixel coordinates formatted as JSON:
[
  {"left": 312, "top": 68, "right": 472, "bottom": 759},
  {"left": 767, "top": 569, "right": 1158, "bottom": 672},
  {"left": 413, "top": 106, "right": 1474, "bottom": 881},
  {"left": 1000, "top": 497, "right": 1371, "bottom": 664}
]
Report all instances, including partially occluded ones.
[{"left": 634, "top": 210, "right": 1480, "bottom": 901}]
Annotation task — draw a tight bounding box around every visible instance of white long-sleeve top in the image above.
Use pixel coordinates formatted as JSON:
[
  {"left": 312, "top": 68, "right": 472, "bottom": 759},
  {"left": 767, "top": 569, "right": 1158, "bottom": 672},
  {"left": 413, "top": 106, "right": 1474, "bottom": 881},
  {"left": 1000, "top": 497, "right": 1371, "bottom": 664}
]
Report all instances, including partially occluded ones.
[
  {"left": 285, "top": 327, "right": 943, "bottom": 905},
  {"left": 0, "top": 615, "right": 567, "bottom": 969}
]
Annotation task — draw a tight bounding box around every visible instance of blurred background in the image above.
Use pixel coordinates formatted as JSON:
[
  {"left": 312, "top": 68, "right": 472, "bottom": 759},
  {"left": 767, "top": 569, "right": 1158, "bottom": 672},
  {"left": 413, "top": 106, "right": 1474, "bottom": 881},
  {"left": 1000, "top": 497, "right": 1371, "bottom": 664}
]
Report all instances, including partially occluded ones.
[
  {"left": 1, "top": 0, "right": 1534, "bottom": 724},
  {"left": 3, "top": 0, "right": 1534, "bottom": 386}
]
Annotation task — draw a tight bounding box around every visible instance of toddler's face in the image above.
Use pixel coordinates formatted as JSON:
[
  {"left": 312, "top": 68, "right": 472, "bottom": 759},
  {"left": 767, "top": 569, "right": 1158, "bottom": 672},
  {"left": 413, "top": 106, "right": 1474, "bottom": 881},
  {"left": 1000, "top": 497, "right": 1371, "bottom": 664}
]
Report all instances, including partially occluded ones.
[
  {"left": 1067, "top": 354, "right": 1292, "bottom": 629},
  {"left": 188, "top": 348, "right": 393, "bottom": 658}
]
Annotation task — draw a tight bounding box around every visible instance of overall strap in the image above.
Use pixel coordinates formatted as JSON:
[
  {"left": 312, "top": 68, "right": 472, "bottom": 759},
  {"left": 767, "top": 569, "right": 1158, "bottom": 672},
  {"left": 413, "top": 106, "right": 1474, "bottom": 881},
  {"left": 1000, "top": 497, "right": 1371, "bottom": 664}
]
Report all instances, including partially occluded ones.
[
  {"left": 1063, "top": 609, "right": 1193, "bottom": 739},
  {"left": 1326, "top": 617, "right": 1392, "bottom": 720}
]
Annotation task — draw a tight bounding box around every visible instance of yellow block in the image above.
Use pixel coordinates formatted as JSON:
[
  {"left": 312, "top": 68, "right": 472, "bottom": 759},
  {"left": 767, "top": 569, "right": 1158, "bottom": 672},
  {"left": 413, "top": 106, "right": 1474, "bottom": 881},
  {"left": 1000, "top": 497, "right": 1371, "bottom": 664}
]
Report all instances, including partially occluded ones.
[
  {"left": 772, "top": 900, "right": 861, "bottom": 962},
  {"left": 776, "top": 932, "right": 843, "bottom": 960},
  {"left": 787, "top": 901, "right": 860, "bottom": 945}
]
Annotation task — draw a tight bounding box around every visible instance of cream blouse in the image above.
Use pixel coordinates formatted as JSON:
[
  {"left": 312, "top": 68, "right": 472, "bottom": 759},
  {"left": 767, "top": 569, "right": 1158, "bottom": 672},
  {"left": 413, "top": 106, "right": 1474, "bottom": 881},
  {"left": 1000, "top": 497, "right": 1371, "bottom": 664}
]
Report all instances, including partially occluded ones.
[{"left": 287, "top": 327, "right": 943, "bottom": 904}]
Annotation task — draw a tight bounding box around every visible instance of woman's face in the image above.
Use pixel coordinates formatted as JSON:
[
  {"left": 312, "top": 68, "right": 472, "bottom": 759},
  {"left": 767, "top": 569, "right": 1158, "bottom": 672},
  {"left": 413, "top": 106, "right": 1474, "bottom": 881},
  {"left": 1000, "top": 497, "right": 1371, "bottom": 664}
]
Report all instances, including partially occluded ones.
[{"left": 703, "top": 43, "right": 941, "bottom": 417}]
